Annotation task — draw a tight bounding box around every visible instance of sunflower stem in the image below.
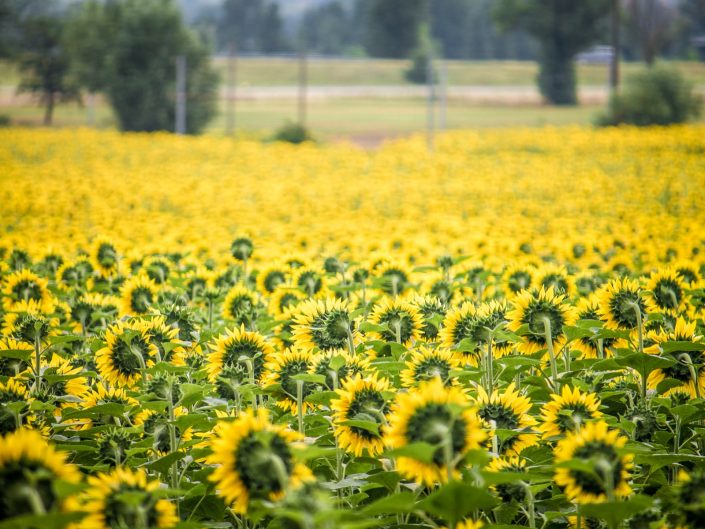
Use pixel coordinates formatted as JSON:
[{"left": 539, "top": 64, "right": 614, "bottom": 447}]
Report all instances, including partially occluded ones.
[
  {"left": 626, "top": 301, "right": 646, "bottom": 402},
  {"left": 523, "top": 483, "right": 536, "bottom": 529},
  {"left": 679, "top": 353, "right": 702, "bottom": 400},
  {"left": 208, "top": 298, "right": 214, "bottom": 331},
  {"left": 575, "top": 504, "right": 582, "bottom": 529},
  {"left": 167, "top": 383, "right": 179, "bottom": 494},
  {"left": 296, "top": 379, "right": 305, "bottom": 435},
  {"left": 32, "top": 334, "right": 42, "bottom": 396},
  {"left": 540, "top": 316, "right": 560, "bottom": 392},
  {"left": 345, "top": 327, "right": 356, "bottom": 357},
  {"left": 485, "top": 331, "right": 494, "bottom": 395},
  {"left": 597, "top": 338, "right": 605, "bottom": 360},
  {"left": 19, "top": 485, "right": 46, "bottom": 515},
  {"left": 240, "top": 356, "right": 258, "bottom": 410}
]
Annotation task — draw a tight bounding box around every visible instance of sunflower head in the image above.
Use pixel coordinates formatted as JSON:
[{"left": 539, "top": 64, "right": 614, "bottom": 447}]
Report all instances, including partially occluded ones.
[
  {"left": 56, "top": 257, "right": 94, "bottom": 290},
  {"left": 368, "top": 297, "right": 423, "bottom": 347},
  {"left": 486, "top": 456, "right": 528, "bottom": 502},
  {"left": 206, "top": 408, "right": 312, "bottom": 513},
  {"left": 263, "top": 348, "right": 316, "bottom": 414},
  {"left": 292, "top": 297, "right": 357, "bottom": 352},
  {"left": 554, "top": 421, "right": 633, "bottom": 504},
  {"left": 294, "top": 266, "right": 326, "bottom": 298},
  {"left": 2, "top": 268, "right": 53, "bottom": 312},
  {"left": 596, "top": 278, "right": 646, "bottom": 331},
  {"left": 268, "top": 285, "right": 305, "bottom": 317},
  {"left": 331, "top": 373, "right": 390, "bottom": 456},
  {"left": 96, "top": 320, "right": 158, "bottom": 387},
  {"left": 231, "top": 236, "right": 254, "bottom": 262},
  {"left": 78, "top": 467, "right": 177, "bottom": 529},
  {"left": 119, "top": 273, "right": 159, "bottom": 317},
  {"left": 256, "top": 264, "right": 288, "bottom": 294},
  {"left": 311, "top": 349, "right": 369, "bottom": 390},
  {"left": 0, "top": 429, "right": 81, "bottom": 520},
  {"left": 222, "top": 285, "right": 259, "bottom": 325},
  {"left": 143, "top": 255, "right": 171, "bottom": 285},
  {"left": 535, "top": 264, "right": 576, "bottom": 298},
  {"left": 400, "top": 346, "right": 461, "bottom": 388},
  {"left": 409, "top": 294, "right": 448, "bottom": 341},
  {"left": 539, "top": 385, "right": 602, "bottom": 439},
  {"left": 385, "top": 377, "right": 487, "bottom": 485},
  {"left": 207, "top": 325, "right": 273, "bottom": 386},
  {"left": 503, "top": 262, "right": 535, "bottom": 296},
  {"left": 645, "top": 268, "right": 687, "bottom": 315},
  {"left": 375, "top": 261, "right": 411, "bottom": 297},
  {"left": 507, "top": 287, "right": 577, "bottom": 355}
]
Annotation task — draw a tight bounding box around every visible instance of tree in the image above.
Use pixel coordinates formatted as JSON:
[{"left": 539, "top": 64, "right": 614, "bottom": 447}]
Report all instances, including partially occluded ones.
[
  {"left": 303, "top": 1, "right": 354, "bottom": 56},
  {"left": 66, "top": 0, "right": 218, "bottom": 133},
  {"left": 623, "top": 0, "right": 679, "bottom": 65},
  {"left": 364, "top": 0, "right": 426, "bottom": 58},
  {"left": 494, "top": 0, "right": 610, "bottom": 105},
  {"left": 16, "top": 14, "right": 79, "bottom": 125}
]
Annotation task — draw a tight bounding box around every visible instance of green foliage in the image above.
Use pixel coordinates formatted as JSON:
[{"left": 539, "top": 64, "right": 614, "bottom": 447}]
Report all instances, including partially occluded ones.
[
  {"left": 597, "top": 66, "right": 703, "bottom": 126},
  {"left": 271, "top": 121, "right": 315, "bottom": 144},
  {"left": 364, "top": 0, "right": 426, "bottom": 59},
  {"left": 0, "top": 114, "right": 10, "bottom": 127},
  {"left": 493, "top": 0, "right": 610, "bottom": 105},
  {"left": 65, "top": 0, "right": 218, "bottom": 134},
  {"left": 213, "top": 0, "right": 288, "bottom": 54}
]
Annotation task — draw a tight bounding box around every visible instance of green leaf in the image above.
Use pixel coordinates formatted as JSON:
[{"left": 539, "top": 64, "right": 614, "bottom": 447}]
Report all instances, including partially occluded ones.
[
  {"left": 661, "top": 341, "right": 705, "bottom": 353},
  {"left": 0, "top": 512, "right": 84, "bottom": 529},
  {"left": 0, "top": 348, "right": 32, "bottom": 361},
  {"left": 614, "top": 351, "right": 675, "bottom": 376},
  {"left": 341, "top": 419, "right": 380, "bottom": 436},
  {"left": 305, "top": 390, "right": 338, "bottom": 405},
  {"left": 47, "top": 334, "right": 84, "bottom": 345},
  {"left": 145, "top": 451, "right": 186, "bottom": 475},
  {"left": 291, "top": 373, "right": 327, "bottom": 384},
  {"left": 420, "top": 482, "right": 497, "bottom": 524},
  {"left": 362, "top": 491, "right": 417, "bottom": 515},
  {"left": 359, "top": 322, "right": 388, "bottom": 333},
  {"left": 385, "top": 442, "right": 437, "bottom": 464},
  {"left": 61, "top": 403, "right": 126, "bottom": 420},
  {"left": 579, "top": 495, "right": 653, "bottom": 527}
]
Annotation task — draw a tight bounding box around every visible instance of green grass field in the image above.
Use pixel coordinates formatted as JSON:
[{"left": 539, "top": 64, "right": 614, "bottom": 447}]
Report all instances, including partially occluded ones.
[{"left": 1, "top": 58, "right": 703, "bottom": 143}]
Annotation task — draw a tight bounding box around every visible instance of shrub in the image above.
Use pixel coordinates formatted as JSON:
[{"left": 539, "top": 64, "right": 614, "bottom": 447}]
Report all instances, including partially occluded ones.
[
  {"left": 0, "top": 114, "right": 10, "bottom": 127},
  {"left": 597, "top": 66, "right": 702, "bottom": 126},
  {"left": 271, "top": 121, "right": 314, "bottom": 144}
]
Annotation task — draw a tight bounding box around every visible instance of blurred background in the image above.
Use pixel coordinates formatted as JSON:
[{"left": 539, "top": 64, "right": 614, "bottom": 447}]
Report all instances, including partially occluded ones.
[{"left": 0, "top": 0, "right": 703, "bottom": 146}]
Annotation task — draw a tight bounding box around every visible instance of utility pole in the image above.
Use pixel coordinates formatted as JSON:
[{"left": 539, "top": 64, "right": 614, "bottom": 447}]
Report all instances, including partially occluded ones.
[
  {"left": 439, "top": 59, "right": 447, "bottom": 131},
  {"left": 298, "top": 34, "right": 308, "bottom": 128},
  {"left": 175, "top": 55, "right": 187, "bottom": 134},
  {"left": 225, "top": 41, "right": 237, "bottom": 135}
]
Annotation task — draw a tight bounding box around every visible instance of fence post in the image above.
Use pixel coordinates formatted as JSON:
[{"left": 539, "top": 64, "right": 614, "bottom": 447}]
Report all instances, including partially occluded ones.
[
  {"left": 175, "top": 55, "right": 187, "bottom": 135},
  {"left": 225, "top": 42, "right": 237, "bottom": 135}
]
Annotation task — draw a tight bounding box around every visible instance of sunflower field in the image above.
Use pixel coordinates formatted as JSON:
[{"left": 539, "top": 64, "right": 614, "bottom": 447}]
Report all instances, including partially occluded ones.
[{"left": 1, "top": 126, "right": 705, "bottom": 529}]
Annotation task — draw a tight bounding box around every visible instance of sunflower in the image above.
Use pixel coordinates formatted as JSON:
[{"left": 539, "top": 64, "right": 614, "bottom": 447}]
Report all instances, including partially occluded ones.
[
  {"left": 206, "top": 325, "right": 273, "bottom": 395},
  {"left": 385, "top": 377, "right": 487, "bottom": 485},
  {"left": 263, "top": 348, "right": 316, "bottom": 414},
  {"left": 71, "top": 383, "right": 138, "bottom": 430},
  {"left": 1, "top": 268, "right": 53, "bottom": 312},
  {"left": 596, "top": 278, "right": 646, "bottom": 331},
  {"left": 134, "top": 407, "right": 194, "bottom": 455},
  {"left": 503, "top": 262, "right": 535, "bottom": 296},
  {"left": 311, "top": 349, "right": 369, "bottom": 390},
  {"left": 0, "top": 337, "right": 32, "bottom": 377},
  {"left": 507, "top": 287, "right": 577, "bottom": 355},
  {"left": 486, "top": 456, "right": 528, "bottom": 502},
  {"left": 441, "top": 521, "right": 484, "bottom": 529},
  {"left": 70, "top": 293, "right": 119, "bottom": 334},
  {"left": 96, "top": 320, "right": 158, "bottom": 387},
  {"left": 142, "top": 315, "right": 186, "bottom": 366},
  {"left": 645, "top": 268, "right": 687, "bottom": 315},
  {"left": 56, "top": 257, "right": 93, "bottom": 290},
  {"left": 77, "top": 467, "right": 177, "bottom": 529},
  {"left": 222, "top": 285, "right": 259, "bottom": 326},
  {"left": 678, "top": 469, "right": 705, "bottom": 529},
  {"left": 143, "top": 255, "right": 171, "bottom": 285},
  {"left": 331, "top": 373, "right": 390, "bottom": 456},
  {"left": 2, "top": 299, "right": 54, "bottom": 344},
  {"left": 647, "top": 317, "right": 705, "bottom": 398},
  {"left": 268, "top": 285, "right": 305, "bottom": 317},
  {"left": 43, "top": 353, "right": 89, "bottom": 400},
  {"left": 473, "top": 383, "right": 539, "bottom": 456},
  {"left": 572, "top": 295, "right": 619, "bottom": 359},
  {"left": 294, "top": 266, "right": 327, "bottom": 297},
  {"left": 0, "top": 429, "right": 81, "bottom": 520},
  {"left": 439, "top": 303, "right": 481, "bottom": 364},
  {"left": 535, "top": 264, "right": 576, "bottom": 298},
  {"left": 292, "top": 297, "right": 358, "bottom": 352},
  {"left": 90, "top": 236, "right": 120, "bottom": 277},
  {"left": 672, "top": 260, "right": 700, "bottom": 286},
  {"left": 554, "top": 420, "right": 633, "bottom": 504},
  {"left": 206, "top": 408, "right": 312, "bottom": 513},
  {"left": 119, "top": 273, "right": 159, "bottom": 317},
  {"left": 409, "top": 294, "right": 448, "bottom": 341},
  {"left": 367, "top": 297, "right": 423, "bottom": 346},
  {"left": 400, "top": 346, "right": 460, "bottom": 388},
  {"left": 423, "top": 273, "right": 466, "bottom": 305},
  {"left": 256, "top": 264, "right": 288, "bottom": 295},
  {"left": 539, "top": 385, "right": 602, "bottom": 439},
  {"left": 375, "top": 261, "right": 411, "bottom": 297}
]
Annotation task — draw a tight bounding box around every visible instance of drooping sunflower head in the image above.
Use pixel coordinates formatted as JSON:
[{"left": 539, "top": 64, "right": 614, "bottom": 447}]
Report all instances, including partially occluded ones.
[
  {"left": 539, "top": 385, "right": 602, "bottom": 439},
  {"left": 231, "top": 236, "right": 254, "bottom": 262},
  {"left": 206, "top": 408, "right": 312, "bottom": 513},
  {"left": 375, "top": 261, "right": 411, "bottom": 297},
  {"left": 596, "top": 278, "right": 646, "bottom": 331},
  {"left": 96, "top": 320, "right": 158, "bottom": 387},
  {"left": 292, "top": 297, "right": 357, "bottom": 352},
  {"left": 91, "top": 236, "right": 120, "bottom": 277},
  {"left": 119, "top": 273, "right": 159, "bottom": 317},
  {"left": 400, "top": 345, "right": 461, "bottom": 388},
  {"left": 268, "top": 285, "right": 305, "bottom": 317},
  {"left": 385, "top": 377, "right": 487, "bottom": 485},
  {"left": 263, "top": 348, "right": 316, "bottom": 414},
  {"left": 222, "top": 285, "right": 259, "bottom": 325},
  {"left": 646, "top": 317, "right": 705, "bottom": 398},
  {"left": 206, "top": 325, "right": 273, "bottom": 388},
  {"left": 535, "top": 264, "right": 576, "bottom": 298},
  {"left": 311, "top": 349, "right": 369, "bottom": 390},
  {"left": 409, "top": 294, "right": 448, "bottom": 341},
  {"left": 294, "top": 266, "right": 327, "bottom": 298},
  {"left": 0, "top": 429, "right": 81, "bottom": 520},
  {"left": 507, "top": 287, "right": 577, "bottom": 355},
  {"left": 256, "top": 264, "right": 289, "bottom": 295},
  {"left": 645, "top": 268, "right": 687, "bottom": 315},
  {"left": 368, "top": 297, "right": 423, "bottom": 347},
  {"left": 554, "top": 420, "right": 633, "bottom": 504},
  {"left": 473, "top": 382, "right": 538, "bottom": 456},
  {"left": 1, "top": 268, "right": 53, "bottom": 312},
  {"left": 331, "top": 373, "right": 390, "bottom": 457},
  {"left": 143, "top": 255, "right": 171, "bottom": 285},
  {"left": 503, "top": 262, "right": 535, "bottom": 296},
  {"left": 78, "top": 467, "right": 177, "bottom": 529}
]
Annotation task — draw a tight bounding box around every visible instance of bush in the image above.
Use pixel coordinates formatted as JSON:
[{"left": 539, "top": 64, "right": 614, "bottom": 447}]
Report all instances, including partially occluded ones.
[
  {"left": 0, "top": 114, "right": 10, "bottom": 127},
  {"left": 597, "top": 66, "right": 702, "bottom": 126},
  {"left": 271, "top": 121, "right": 314, "bottom": 144}
]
